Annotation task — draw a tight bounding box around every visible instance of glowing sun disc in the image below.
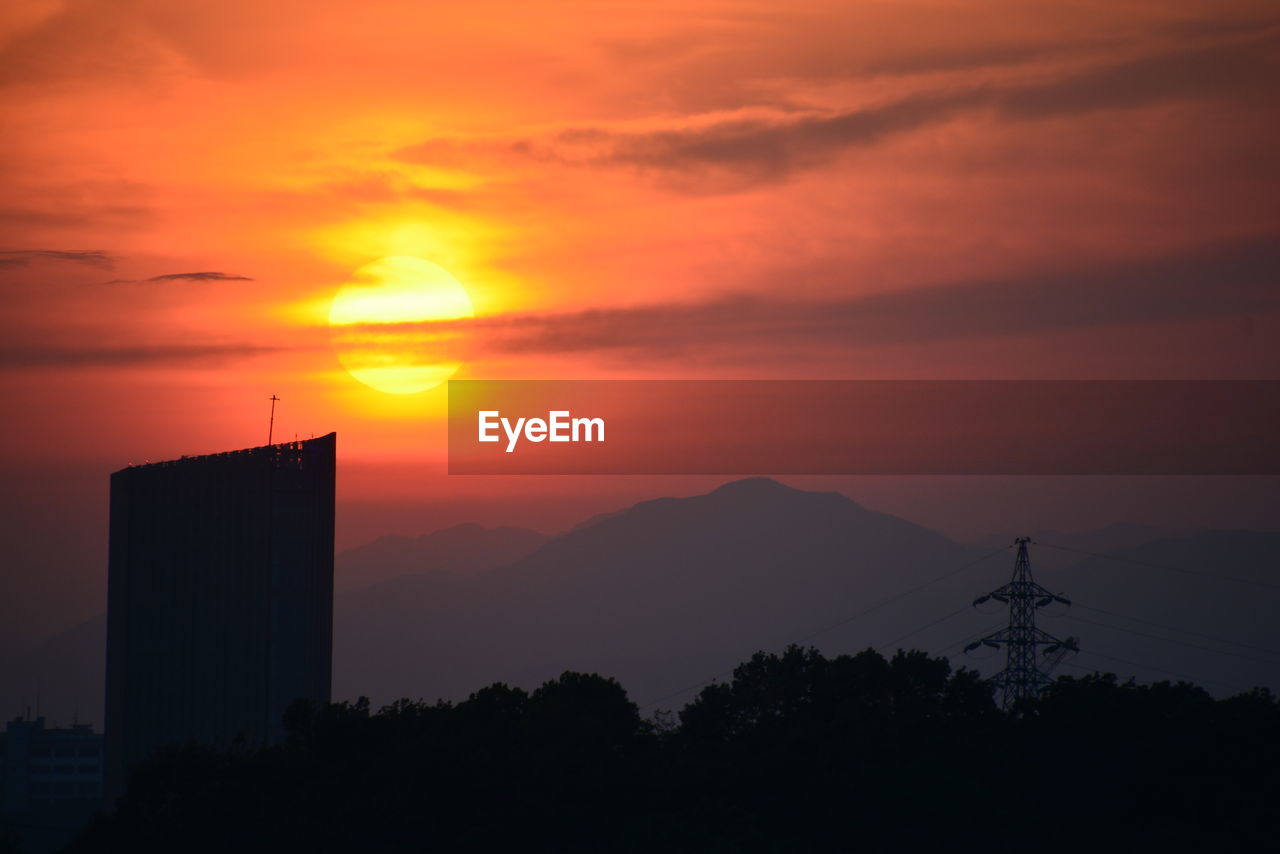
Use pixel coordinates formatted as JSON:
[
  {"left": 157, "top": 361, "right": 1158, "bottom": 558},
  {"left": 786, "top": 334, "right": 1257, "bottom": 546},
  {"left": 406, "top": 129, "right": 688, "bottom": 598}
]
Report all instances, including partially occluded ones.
[{"left": 329, "top": 256, "right": 474, "bottom": 394}]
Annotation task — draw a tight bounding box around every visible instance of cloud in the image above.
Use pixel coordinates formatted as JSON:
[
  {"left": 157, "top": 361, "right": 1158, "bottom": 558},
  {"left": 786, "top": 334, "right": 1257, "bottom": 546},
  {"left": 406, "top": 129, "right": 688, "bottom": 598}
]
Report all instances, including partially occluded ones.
[
  {"left": 397, "top": 30, "right": 1280, "bottom": 191},
  {"left": 102, "top": 271, "right": 256, "bottom": 284},
  {"left": 0, "top": 249, "right": 115, "bottom": 269},
  {"left": 353, "top": 235, "right": 1280, "bottom": 363},
  {"left": 998, "top": 32, "right": 1280, "bottom": 119},
  {"left": 144, "top": 271, "right": 254, "bottom": 282},
  {"left": 863, "top": 14, "right": 1275, "bottom": 77},
  {"left": 550, "top": 90, "right": 986, "bottom": 186},
  {"left": 862, "top": 40, "right": 1096, "bottom": 77},
  {"left": 0, "top": 342, "right": 282, "bottom": 369}
]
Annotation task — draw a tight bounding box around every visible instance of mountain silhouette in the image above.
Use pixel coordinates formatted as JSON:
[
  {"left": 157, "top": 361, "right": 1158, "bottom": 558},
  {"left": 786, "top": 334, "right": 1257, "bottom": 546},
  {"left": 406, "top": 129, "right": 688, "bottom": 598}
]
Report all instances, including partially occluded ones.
[
  {"left": 0, "top": 613, "right": 105, "bottom": 726},
  {"left": 334, "top": 480, "right": 1280, "bottom": 708},
  {"left": 7, "top": 480, "right": 1279, "bottom": 725},
  {"left": 335, "top": 478, "right": 980, "bottom": 707},
  {"left": 335, "top": 522, "right": 548, "bottom": 592},
  {"left": 1039, "top": 530, "right": 1280, "bottom": 693}
]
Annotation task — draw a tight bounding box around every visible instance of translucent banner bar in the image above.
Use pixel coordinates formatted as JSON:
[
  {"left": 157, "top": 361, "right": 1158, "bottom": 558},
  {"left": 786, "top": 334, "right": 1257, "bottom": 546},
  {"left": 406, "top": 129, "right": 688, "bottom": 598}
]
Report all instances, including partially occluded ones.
[{"left": 447, "top": 380, "right": 1280, "bottom": 475}]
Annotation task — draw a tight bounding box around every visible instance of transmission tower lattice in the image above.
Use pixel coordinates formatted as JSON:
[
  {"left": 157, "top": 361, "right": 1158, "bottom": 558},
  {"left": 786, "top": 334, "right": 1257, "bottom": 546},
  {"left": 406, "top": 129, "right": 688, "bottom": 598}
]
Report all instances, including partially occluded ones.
[{"left": 965, "top": 538, "right": 1078, "bottom": 709}]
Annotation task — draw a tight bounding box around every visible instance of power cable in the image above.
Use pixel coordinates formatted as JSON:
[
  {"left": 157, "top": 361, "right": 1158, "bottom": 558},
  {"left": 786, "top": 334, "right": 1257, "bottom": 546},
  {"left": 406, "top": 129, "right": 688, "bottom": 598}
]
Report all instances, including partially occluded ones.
[
  {"left": 637, "top": 545, "right": 1013, "bottom": 711},
  {"left": 875, "top": 606, "right": 972, "bottom": 654},
  {"left": 1054, "top": 613, "right": 1280, "bottom": 667},
  {"left": 1072, "top": 603, "right": 1280, "bottom": 659},
  {"left": 1068, "top": 648, "right": 1250, "bottom": 695},
  {"left": 1036, "top": 541, "right": 1280, "bottom": 592}
]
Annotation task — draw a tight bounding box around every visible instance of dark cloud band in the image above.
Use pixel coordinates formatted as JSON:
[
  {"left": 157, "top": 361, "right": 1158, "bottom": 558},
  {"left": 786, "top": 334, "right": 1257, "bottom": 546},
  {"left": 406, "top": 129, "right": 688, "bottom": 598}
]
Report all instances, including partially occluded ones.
[
  {"left": 344, "top": 235, "right": 1280, "bottom": 362},
  {"left": 0, "top": 343, "right": 280, "bottom": 369},
  {"left": 0, "top": 249, "right": 114, "bottom": 269},
  {"left": 397, "top": 30, "right": 1280, "bottom": 191}
]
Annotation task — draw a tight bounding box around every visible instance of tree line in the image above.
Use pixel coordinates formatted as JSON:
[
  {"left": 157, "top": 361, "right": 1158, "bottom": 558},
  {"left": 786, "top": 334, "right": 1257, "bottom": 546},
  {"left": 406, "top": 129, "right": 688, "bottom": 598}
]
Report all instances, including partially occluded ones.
[{"left": 62, "top": 647, "right": 1279, "bottom": 853}]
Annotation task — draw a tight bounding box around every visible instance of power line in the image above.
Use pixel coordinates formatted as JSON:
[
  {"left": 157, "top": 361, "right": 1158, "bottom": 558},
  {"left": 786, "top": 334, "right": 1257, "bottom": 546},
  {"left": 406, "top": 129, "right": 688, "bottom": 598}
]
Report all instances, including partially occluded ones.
[
  {"left": 1072, "top": 603, "right": 1280, "bottom": 659},
  {"left": 944, "top": 619, "right": 1257, "bottom": 696},
  {"left": 787, "top": 545, "right": 1013, "bottom": 648},
  {"left": 1058, "top": 658, "right": 1249, "bottom": 696},
  {"left": 1066, "top": 649, "right": 1251, "bottom": 695},
  {"left": 636, "top": 545, "right": 1013, "bottom": 711},
  {"left": 638, "top": 535, "right": 1278, "bottom": 714},
  {"left": 1054, "top": 613, "right": 1280, "bottom": 668},
  {"left": 1037, "top": 541, "right": 1280, "bottom": 592},
  {"left": 942, "top": 620, "right": 1008, "bottom": 657},
  {"left": 875, "top": 605, "right": 972, "bottom": 654}
]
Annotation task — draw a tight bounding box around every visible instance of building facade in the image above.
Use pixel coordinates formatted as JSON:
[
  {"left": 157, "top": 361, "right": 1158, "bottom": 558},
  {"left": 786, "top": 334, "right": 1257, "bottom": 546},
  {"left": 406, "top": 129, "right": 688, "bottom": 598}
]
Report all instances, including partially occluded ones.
[
  {"left": 104, "top": 433, "right": 335, "bottom": 799},
  {"left": 1, "top": 716, "right": 102, "bottom": 815}
]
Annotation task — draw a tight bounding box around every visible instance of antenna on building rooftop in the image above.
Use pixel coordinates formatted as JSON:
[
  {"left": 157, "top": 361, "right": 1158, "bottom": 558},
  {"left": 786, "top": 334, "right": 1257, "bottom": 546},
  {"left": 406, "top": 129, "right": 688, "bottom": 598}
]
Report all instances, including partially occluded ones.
[{"left": 268, "top": 394, "right": 280, "bottom": 445}]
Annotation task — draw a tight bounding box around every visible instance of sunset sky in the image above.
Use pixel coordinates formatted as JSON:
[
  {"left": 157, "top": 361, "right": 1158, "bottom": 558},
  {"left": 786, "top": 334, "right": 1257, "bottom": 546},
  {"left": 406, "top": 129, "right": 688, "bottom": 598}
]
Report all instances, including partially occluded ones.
[{"left": 2, "top": 0, "right": 1278, "bottom": 643}]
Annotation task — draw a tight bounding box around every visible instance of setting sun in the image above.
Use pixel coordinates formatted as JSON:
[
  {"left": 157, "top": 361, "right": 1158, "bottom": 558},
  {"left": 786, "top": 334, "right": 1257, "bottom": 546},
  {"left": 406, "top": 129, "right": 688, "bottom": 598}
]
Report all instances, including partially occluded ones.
[{"left": 328, "top": 256, "right": 475, "bottom": 394}]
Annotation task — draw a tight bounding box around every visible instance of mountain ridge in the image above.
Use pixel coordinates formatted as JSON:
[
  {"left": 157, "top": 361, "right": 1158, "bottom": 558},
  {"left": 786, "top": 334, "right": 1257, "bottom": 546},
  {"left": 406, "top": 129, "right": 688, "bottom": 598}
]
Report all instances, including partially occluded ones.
[{"left": 6, "top": 479, "right": 1278, "bottom": 725}]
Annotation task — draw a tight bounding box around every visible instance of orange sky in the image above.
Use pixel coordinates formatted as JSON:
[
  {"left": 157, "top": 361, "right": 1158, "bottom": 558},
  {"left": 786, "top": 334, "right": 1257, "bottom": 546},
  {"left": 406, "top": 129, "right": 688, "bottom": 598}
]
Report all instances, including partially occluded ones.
[{"left": 1, "top": 0, "right": 1279, "bottom": 638}]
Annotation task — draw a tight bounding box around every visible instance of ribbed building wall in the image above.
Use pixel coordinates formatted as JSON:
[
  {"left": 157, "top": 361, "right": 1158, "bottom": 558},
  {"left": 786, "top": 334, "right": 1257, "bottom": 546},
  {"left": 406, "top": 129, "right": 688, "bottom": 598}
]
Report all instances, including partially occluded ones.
[{"left": 104, "top": 433, "right": 335, "bottom": 800}]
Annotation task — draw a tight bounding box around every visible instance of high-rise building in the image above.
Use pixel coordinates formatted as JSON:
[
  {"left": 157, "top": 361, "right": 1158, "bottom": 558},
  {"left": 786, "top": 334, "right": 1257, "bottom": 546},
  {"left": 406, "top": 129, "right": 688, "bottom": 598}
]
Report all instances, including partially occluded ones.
[{"left": 104, "top": 433, "right": 335, "bottom": 800}]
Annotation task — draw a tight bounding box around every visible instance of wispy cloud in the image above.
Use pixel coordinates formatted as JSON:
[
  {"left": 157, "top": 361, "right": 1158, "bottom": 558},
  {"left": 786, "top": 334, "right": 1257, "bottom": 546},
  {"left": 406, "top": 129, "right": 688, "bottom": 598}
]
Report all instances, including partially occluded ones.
[
  {"left": 145, "top": 271, "right": 253, "bottom": 282},
  {"left": 0, "top": 249, "right": 115, "bottom": 269},
  {"left": 397, "top": 31, "right": 1280, "bottom": 192},
  {"left": 104, "top": 271, "right": 255, "bottom": 284},
  {"left": 0, "top": 342, "right": 282, "bottom": 369},
  {"left": 146, "top": 272, "right": 253, "bottom": 281}
]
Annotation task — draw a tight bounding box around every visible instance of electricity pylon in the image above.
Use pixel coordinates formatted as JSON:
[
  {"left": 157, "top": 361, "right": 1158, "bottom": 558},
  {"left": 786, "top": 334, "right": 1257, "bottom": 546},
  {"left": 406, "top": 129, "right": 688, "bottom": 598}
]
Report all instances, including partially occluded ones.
[{"left": 965, "top": 538, "right": 1078, "bottom": 709}]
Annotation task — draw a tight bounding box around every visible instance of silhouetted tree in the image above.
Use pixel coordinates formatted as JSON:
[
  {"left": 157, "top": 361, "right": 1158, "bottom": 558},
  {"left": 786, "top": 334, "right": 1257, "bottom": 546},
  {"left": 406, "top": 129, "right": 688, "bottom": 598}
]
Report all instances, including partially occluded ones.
[{"left": 63, "top": 651, "right": 1279, "bottom": 854}]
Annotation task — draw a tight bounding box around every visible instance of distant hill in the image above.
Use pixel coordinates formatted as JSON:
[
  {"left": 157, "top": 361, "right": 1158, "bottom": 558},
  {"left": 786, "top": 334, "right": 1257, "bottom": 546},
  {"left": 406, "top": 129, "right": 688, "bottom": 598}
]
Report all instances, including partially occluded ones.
[
  {"left": 0, "top": 613, "right": 105, "bottom": 727},
  {"left": 967, "top": 523, "right": 1188, "bottom": 572},
  {"left": 9, "top": 481, "right": 1280, "bottom": 726},
  {"left": 1039, "top": 530, "right": 1280, "bottom": 695},
  {"left": 0, "top": 523, "right": 548, "bottom": 724},
  {"left": 335, "top": 478, "right": 983, "bottom": 708},
  {"left": 335, "top": 523, "right": 549, "bottom": 591},
  {"left": 334, "top": 482, "right": 1280, "bottom": 708},
  {"left": 969, "top": 523, "right": 1179, "bottom": 554}
]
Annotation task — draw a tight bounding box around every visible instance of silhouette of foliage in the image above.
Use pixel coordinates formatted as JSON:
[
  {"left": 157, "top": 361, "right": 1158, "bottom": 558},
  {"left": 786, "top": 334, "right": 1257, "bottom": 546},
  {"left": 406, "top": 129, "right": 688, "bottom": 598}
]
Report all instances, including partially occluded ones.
[{"left": 63, "top": 651, "right": 1279, "bottom": 853}]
